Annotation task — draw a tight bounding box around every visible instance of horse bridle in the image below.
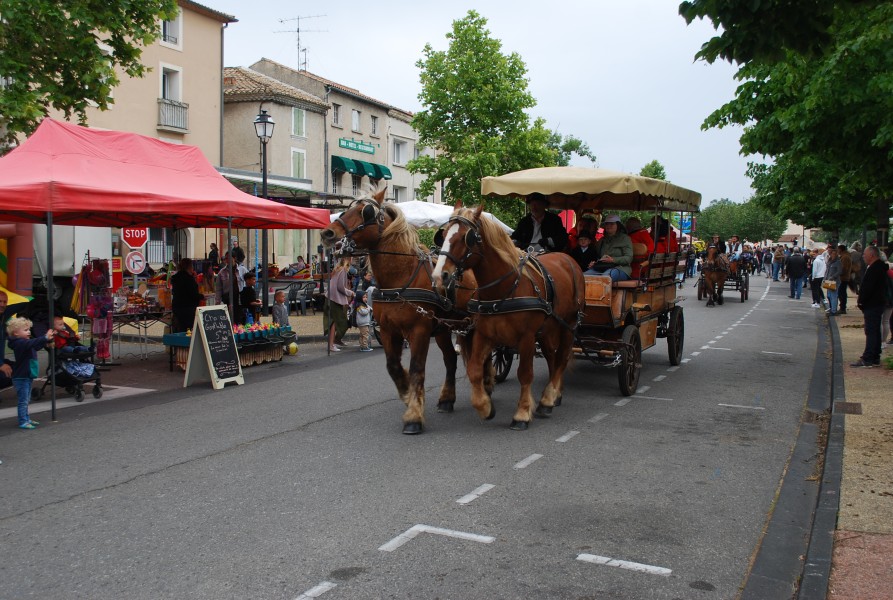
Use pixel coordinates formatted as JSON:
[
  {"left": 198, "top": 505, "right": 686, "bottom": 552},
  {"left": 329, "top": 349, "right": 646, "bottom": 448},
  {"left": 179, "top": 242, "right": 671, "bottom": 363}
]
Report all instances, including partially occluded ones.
[
  {"left": 332, "top": 198, "right": 385, "bottom": 255},
  {"left": 436, "top": 216, "right": 484, "bottom": 281}
]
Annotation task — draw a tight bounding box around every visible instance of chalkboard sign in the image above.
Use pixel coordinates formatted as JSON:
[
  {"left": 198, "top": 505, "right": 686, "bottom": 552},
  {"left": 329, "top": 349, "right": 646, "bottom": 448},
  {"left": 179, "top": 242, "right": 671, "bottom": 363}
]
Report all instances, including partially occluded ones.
[{"left": 183, "top": 306, "right": 244, "bottom": 389}]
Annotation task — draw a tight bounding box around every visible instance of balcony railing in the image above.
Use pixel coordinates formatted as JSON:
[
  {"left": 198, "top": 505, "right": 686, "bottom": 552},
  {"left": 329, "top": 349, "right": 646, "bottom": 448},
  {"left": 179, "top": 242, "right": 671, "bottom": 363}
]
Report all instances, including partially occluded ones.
[{"left": 157, "top": 98, "right": 188, "bottom": 131}]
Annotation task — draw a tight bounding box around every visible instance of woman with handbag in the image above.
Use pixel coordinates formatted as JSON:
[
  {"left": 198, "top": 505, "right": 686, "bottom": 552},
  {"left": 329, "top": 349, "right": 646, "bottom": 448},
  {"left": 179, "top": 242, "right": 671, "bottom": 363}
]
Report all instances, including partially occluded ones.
[{"left": 823, "top": 247, "right": 842, "bottom": 316}]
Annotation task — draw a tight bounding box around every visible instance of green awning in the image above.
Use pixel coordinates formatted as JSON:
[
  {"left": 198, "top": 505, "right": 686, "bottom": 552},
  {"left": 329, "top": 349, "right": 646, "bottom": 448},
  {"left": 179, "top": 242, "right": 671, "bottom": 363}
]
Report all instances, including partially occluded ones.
[
  {"left": 372, "top": 163, "right": 393, "bottom": 180},
  {"left": 331, "top": 155, "right": 358, "bottom": 174},
  {"left": 353, "top": 159, "right": 378, "bottom": 178}
]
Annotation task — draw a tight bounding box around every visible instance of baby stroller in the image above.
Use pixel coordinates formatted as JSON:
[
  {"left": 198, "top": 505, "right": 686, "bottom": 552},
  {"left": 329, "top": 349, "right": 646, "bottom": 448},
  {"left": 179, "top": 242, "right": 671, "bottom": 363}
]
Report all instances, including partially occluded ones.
[{"left": 38, "top": 344, "right": 103, "bottom": 402}]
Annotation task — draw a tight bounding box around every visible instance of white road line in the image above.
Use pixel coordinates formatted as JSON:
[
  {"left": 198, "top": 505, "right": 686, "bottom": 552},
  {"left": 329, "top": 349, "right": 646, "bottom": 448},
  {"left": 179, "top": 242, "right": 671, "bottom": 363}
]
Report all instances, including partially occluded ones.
[
  {"left": 718, "top": 403, "right": 766, "bottom": 410},
  {"left": 514, "top": 454, "right": 543, "bottom": 469},
  {"left": 576, "top": 553, "right": 672, "bottom": 576},
  {"left": 690, "top": 351, "right": 701, "bottom": 356},
  {"left": 379, "top": 524, "right": 495, "bottom": 552},
  {"left": 707, "top": 347, "right": 732, "bottom": 351},
  {"left": 715, "top": 335, "right": 724, "bottom": 339},
  {"left": 614, "top": 398, "right": 631, "bottom": 406},
  {"left": 666, "top": 366, "right": 679, "bottom": 372},
  {"left": 588, "top": 413, "right": 609, "bottom": 424},
  {"left": 738, "top": 323, "right": 758, "bottom": 326},
  {"left": 680, "top": 358, "right": 691, "bottom": 363},
  {"left": 295, "top": 581, "right": 337, "bottom": 599},
  {"left": 652, "top": 375, "right": 666, "bottom": 382},
  {"left": 761, "top": 351, "right": 792, "bottom": 355},
  {"left": 556, "top": 431, "right": 580, "bottom": 443},
  {"left": 638, "top": 385, "right": 651, "bottom": 393},
  {"left": 632, "top": 395, "right": 674, "bottom": 402},
  {"left": 707, "top": 340, "right": 716, "bottom": 344},
  {"left": 456, "top": 483, "right": 495, "bottom": 505}
]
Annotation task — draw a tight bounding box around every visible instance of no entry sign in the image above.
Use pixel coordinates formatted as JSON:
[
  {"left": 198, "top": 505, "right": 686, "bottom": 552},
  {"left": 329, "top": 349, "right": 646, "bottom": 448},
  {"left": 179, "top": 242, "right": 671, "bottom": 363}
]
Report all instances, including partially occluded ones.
[{"left": 121, "top": 227, "right": 148, "bottom": 249}]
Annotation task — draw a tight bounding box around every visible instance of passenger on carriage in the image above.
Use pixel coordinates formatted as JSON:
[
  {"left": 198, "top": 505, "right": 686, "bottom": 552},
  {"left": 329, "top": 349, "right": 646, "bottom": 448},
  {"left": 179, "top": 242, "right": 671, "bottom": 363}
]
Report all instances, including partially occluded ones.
[
  {"left": 567, "top": 209, "right": 600, "bottom": 250},
  {"left": 710, "top": 234, "right": 727, "bottom": 254},
  {"left": 569, "top": 230, "right": 598, "bottom": 273},
  {"left": 510, "top": 193, "right": 568, "bottom": 252},
  {"left": 650, "top": 215, "right": 679, "bottom": 253},
  {"left": 625, "top": 217, "right": 655, "bottom": 279},
  {"left": 585, "top": 215, "right": 632, "bottom": 282}
]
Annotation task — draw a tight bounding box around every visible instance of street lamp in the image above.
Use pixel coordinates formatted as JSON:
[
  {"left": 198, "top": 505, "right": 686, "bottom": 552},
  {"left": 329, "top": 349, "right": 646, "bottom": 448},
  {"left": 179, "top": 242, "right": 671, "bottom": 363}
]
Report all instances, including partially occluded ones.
[{"left": 254, "top": 109, "right": 275, "bottom": 316}]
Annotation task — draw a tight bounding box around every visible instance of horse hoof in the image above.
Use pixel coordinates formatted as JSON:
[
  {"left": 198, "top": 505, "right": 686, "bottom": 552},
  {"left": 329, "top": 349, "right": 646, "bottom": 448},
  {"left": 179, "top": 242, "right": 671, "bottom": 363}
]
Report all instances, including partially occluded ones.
[
  {"left": 436, "top": 401, "right": 454, "bottom": 413},
  {"left": 402, "top": 422, "right": 424, "bottom": 435},
  {"left": 509, "top": 419, "right": 529, "bottom": 431},
  {"left": 554, "top": 395, "right": 562, "bottom": 407},
  {"left": 534, "top": 404, "right": 552, "bottom": 418},
  {"left": 484, "top": 405, "right": 496, "bottom": 421}
]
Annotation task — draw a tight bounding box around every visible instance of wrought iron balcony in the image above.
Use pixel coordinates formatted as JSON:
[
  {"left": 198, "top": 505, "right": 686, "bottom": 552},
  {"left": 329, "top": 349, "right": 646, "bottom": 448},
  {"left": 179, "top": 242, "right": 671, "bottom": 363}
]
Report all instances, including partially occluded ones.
[{"left": 157, "top": 98, "right": 189, "bottom": 131}]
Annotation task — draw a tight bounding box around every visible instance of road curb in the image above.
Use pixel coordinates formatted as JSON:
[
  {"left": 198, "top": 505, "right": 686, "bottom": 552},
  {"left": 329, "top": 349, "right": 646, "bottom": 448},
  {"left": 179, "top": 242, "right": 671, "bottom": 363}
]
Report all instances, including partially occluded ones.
[
  {"left": 797, "top": 316, "right": 845, "bottom": 599},
  {"left": 740, "top": 313, "right": 832, "bottom": 599}
]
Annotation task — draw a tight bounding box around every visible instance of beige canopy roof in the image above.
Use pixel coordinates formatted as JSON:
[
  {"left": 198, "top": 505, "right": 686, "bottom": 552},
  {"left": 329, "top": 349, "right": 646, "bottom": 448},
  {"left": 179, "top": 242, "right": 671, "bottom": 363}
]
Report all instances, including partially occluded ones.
[{"left": 481, "top": 167, "right": 702, "bottom": 213}]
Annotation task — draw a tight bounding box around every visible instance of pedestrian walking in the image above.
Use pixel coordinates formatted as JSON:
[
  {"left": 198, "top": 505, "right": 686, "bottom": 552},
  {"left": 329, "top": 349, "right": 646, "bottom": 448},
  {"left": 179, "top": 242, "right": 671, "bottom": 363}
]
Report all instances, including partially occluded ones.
[{"left": 785, "top": 247, "right": 807, "bottom": 299}]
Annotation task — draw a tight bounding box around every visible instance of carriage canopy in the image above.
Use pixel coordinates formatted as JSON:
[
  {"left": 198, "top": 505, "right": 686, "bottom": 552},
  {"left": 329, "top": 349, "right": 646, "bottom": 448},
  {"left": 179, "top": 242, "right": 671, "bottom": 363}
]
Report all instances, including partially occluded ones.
[{"left": 481, "top": 167, "right": 702, "bottom": 213}]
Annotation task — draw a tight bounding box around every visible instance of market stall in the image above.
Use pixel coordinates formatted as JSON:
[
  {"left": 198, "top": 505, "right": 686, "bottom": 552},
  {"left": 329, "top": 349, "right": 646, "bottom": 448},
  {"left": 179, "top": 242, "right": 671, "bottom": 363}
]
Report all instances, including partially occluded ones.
[{"left": 0, "top": 119, "right": 331, "bottom": 415}]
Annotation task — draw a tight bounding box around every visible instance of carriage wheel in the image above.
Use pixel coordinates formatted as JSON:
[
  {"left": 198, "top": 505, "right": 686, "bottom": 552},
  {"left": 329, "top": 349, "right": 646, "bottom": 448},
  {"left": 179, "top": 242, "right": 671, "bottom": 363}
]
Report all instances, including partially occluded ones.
[
  {"left": 667, "top": 307, "right": 685, "bottom": 366},
  {"left": 697, "top": 278, "right": 705, "bottom": 301},
  {"left": 618, "top": 325, "right": 642, "bottom": 396},
  {"left": 743, "top": 272, "right": 750, "bottom": 301},
  {"left": 492, "top": 346, "right": 514, "bottom": 383}
]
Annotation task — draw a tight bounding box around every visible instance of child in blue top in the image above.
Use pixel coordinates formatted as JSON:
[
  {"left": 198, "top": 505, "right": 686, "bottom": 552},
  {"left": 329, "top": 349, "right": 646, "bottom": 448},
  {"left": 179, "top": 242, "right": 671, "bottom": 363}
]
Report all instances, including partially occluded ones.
[
  {"left": 6, "top": 317, "right": 54, "bottom": 429},
  {"left": 354, "top": 291, "right": 373, "bottom": 352}
]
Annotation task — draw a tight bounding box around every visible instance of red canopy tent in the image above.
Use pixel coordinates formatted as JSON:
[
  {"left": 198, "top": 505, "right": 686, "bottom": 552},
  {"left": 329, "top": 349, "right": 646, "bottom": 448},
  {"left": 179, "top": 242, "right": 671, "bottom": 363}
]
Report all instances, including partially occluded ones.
[
  {"left": 0, "top": 118, "right": 330, "bottom": 229},
  {"left": 0, "top": 119, "right": 331, "bottom": 418}
]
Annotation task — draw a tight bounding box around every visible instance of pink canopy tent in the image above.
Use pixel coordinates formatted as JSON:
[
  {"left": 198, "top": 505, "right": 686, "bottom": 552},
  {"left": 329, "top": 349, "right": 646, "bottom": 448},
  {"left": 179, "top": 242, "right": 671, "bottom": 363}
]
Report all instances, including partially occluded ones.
[{"left": 0, "top": 118, "right": 330, "bottom": 229}]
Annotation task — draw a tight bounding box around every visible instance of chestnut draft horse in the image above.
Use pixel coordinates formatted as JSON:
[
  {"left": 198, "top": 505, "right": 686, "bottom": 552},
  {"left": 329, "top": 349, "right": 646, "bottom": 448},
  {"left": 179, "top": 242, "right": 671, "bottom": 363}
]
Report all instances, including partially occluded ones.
[
  {"left": 433, "top": 206, "right": 585, "bottom": 431},
  {"left": 320, "top": 188, "right": 493, "bottom": 435},
  {"left": 702, "top": 246, "right": 728, "bottom": 306}
]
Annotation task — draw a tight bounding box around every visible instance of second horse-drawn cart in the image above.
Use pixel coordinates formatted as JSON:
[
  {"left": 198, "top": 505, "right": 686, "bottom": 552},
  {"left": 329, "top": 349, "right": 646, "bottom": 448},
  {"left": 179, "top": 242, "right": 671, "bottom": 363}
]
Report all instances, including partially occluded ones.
[{"left": 480, "top": 167, "right": 701, "bottom": 395}]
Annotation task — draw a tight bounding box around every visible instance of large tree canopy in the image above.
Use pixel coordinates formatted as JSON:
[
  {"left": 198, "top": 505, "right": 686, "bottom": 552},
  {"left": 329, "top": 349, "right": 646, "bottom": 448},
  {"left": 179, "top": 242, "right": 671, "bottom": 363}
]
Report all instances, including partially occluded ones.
[
  {"left": 683, "top": 1, "right": 893, "bottom": 241},
  {"left": 695, "top": 199, "right": 786, "bottom": 243},
  {"left": 409, "top": 10, "right": 563, "bottom": 226},
  {"left": 0, "top": 0, "right": 178, "bottom": 148}
]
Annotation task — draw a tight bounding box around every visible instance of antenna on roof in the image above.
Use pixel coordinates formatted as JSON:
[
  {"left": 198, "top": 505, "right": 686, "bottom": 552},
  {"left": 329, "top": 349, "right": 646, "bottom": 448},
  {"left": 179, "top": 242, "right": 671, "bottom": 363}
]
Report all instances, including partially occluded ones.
[{"left": 275, "top": 15, "right": 326, "bottom": 71}]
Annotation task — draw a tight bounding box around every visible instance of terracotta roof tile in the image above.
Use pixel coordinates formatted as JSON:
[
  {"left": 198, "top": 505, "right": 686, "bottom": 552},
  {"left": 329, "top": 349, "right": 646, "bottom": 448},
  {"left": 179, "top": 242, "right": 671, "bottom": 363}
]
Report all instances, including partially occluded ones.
[{"left": 223, "top": 67, "right": 328, "bottom": 110}]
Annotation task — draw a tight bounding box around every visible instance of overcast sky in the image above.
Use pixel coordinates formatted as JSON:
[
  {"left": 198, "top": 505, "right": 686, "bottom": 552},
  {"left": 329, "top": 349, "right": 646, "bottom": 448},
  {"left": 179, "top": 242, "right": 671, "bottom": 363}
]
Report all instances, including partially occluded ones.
[{"left": 210, "top": 0, "right": 751, "bottom": 206}]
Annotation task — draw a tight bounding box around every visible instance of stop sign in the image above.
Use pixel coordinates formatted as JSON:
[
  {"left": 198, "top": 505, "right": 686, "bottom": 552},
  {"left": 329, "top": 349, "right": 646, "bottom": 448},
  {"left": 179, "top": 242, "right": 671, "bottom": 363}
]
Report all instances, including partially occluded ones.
[{"left": 121, "top": 227, "right": 149, "bottom": 249}]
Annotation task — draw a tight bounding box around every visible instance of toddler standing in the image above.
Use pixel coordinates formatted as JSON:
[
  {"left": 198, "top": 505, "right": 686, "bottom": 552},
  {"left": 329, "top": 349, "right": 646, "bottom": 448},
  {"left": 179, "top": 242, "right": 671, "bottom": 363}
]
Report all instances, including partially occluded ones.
[
  {"left": 271, "top": 290, "right": 289, "bottom": 327},
  {"left": 6, "top": 317, "right": 54, "bottom": 430},
  {"left": 354, "top": 291, "right": 373, "bottom": 352}
]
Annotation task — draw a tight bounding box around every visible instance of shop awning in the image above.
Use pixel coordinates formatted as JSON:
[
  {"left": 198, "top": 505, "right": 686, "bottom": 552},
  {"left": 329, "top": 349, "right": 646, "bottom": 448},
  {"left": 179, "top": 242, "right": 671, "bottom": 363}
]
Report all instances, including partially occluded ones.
[
  {"left": 331, "top": 155, "right": 358, "bottom": 174},
  {"left": 372, "top": 163, "right": 392, "bottom": 180},
  {"left": 353, "top": 159, "right": 378, "bottom": 179}
]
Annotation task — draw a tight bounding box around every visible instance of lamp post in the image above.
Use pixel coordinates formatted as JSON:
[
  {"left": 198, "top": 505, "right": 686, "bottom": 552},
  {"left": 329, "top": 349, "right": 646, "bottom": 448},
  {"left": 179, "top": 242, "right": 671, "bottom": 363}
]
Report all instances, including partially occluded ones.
[{"left": 254, "top": 109, "right": 275, "bottom": 316}]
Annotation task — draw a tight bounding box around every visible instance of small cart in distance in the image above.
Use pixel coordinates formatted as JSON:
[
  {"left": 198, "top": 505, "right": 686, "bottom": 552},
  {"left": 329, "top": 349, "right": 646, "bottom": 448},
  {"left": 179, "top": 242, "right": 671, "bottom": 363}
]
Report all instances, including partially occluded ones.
[{"left": 480, "top": 167, "right": 701, "bottom": 395}]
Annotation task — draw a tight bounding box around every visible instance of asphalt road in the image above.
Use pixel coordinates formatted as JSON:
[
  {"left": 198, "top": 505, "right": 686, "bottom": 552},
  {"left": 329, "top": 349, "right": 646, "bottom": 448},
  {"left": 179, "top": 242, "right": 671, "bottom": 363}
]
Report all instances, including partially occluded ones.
[{"left": 0, "top": 276, "right": 822, "bottom": 600}]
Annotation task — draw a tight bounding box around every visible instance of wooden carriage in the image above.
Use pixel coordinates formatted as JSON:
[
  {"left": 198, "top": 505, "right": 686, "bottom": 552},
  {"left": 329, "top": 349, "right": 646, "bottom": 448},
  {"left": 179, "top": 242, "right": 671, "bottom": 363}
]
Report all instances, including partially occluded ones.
[{"left": 481, "top": 167, "right": 701, "bottom": 395}]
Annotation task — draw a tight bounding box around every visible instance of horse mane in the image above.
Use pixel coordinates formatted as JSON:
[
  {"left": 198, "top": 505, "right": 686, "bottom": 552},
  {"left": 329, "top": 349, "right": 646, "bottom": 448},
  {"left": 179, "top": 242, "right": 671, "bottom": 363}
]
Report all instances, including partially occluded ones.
[
  {"left": 455, "top": 206, "right": 522, "bottom": 265},
  {"left": 379, "top": 201, "right": 426, "bottom": 254}
]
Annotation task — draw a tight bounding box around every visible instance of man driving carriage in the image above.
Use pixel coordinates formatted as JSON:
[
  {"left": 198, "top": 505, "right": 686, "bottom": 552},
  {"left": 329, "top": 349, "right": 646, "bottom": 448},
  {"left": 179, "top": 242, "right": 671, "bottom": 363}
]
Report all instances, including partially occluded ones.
[{"left": 510, "top": 192, "right": 568, "bottom": 252}]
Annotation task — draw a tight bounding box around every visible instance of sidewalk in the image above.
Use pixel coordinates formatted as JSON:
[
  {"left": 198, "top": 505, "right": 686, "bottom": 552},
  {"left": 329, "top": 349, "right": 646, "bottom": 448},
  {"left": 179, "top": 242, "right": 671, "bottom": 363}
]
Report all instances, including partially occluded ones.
[{"left": 827, "top": 309, "right": 893, "bottom": 599}]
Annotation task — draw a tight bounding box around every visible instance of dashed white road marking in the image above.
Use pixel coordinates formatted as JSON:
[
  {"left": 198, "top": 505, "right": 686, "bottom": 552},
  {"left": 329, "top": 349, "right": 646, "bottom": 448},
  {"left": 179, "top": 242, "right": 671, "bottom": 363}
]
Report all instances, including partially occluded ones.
[
  {"left": 761, "top": 351, "right": 792, "bottom": 356},
  {"left": 715, "top": 335, "right": 724, "bottom": 339},
  {"left": 680, "top": 358, "right": 691, "bottom": 363},
  {"left": 718, "top": 403, "right": 766, "bottom": 411},
  {"left": 690, "top": 351, "right": 701, "bottom": 356},
  {"left": 514, "top": 454, "right": 543, "bottom": 469},
  {"left": 295, "top": 581, "right": 337, "bottom": 599},
  {"left": 379, "top": 525, "right": 495, "bottom": 552},
  {"left": 666, "top": 366, "right": 679, "bottom": 372},
  {"left": 588, "top": 413, "right": 609, "bottom": 424},
  {"left": 614, "top": 398, "right": 631, "bottom": 406},
  {"left": 456, "top": 484, "right": 495, "bottom": 505},
  {"left": 576, "top": 553, "right": 672, "bottom": 576},
  {"left": 632, "top": 395, "right": 674, "bottom": 402},
  {"left": 638, "top": 385, "right": 651, "bottom": 393},
  {"left": 738, "top": 323, "right": 758, "bottom": 326},
  {"left": 556, "top": 431, "right": 580, "bottom": 443},
  {"left": 652, "top": 375, "right": 667, "bottom": 382},
  {"left": 707, "top": 347, "right": 732, "bottom": 351}
]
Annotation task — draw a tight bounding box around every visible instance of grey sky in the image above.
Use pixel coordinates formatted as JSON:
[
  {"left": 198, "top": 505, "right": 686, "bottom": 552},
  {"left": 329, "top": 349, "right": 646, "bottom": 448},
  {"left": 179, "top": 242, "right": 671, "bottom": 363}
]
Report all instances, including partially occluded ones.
[{"left": 210, "top": 0, "right": 750, "bottom": 206}]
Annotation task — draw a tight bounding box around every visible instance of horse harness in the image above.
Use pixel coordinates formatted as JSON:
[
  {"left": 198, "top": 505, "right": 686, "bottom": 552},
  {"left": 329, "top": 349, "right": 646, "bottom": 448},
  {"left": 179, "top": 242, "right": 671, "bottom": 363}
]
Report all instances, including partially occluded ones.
[{"left": 439, "top": 216, "right": 580, "bottom": 332}]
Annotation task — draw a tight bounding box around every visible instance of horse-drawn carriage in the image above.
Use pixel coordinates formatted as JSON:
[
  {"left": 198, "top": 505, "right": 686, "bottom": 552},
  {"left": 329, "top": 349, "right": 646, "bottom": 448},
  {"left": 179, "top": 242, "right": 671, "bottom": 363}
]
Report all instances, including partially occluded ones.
[
  {"left": 474, "top": 167, "right": 701, "bottom": 396},
  {"left": 696, "top": 253, "right": 750, "bottom": 304}
]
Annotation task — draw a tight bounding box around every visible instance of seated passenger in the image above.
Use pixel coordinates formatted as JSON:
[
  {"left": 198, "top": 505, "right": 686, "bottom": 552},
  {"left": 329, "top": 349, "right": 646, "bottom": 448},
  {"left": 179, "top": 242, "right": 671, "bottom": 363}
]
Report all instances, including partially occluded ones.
[
  {"left": 567, "top": 209, "right": 599, "bottom": 250},
  {"left": 625, "top": 217, "right": 655, "bottom": 279},
  {"left": 585, "top": 215, "right": 632, "bottom": 282},
  {"left": 569, "top": 231, "right": 598, "bottom": 273},
  {"left": 510, "top": 193, "right": 568, "bottom": 252},
  {"left": 650, "top": 215, "right": 679, "bottom": 253}
]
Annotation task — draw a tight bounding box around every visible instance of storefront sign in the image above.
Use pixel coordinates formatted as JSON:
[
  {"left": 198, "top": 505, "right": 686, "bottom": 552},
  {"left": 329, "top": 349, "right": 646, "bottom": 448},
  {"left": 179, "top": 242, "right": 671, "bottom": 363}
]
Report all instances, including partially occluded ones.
[{"left": 338, "top": 138, "right": 375, "bottom": 154}]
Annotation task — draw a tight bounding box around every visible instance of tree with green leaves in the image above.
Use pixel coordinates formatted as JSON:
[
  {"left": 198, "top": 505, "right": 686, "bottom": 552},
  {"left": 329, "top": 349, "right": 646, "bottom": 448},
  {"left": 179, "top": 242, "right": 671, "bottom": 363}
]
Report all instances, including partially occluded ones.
[
  {"left": 683, "top": 1, "right": 892, "bottom": 245},
  {"left": 410, "top": 10, "right": 565, "bottom": 227},
  {"left": 0, "top": 0, "right": 178, "bottom": 148},
  {"left": 695, "top": 198, "right": 786, "bottom": 243},
  {"left": 548, "top": 132, "right": 597, "bottom": 167}
]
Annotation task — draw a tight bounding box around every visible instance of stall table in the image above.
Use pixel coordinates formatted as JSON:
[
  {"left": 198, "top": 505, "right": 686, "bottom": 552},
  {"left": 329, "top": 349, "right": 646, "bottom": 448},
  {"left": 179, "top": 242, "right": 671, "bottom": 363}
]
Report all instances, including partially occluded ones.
[
  {"left": 162, "top": 331, "right": 287, "bottom": 372},
  {"left": 112, "top": 311, "right": 172, "bottom": 359}
]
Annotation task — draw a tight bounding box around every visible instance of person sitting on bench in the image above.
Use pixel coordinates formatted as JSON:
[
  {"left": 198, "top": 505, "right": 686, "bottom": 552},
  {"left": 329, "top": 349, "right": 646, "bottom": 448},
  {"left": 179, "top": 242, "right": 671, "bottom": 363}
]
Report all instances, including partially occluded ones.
[{"left": 585, "top": 215, "right": 633, "bottom": 282}]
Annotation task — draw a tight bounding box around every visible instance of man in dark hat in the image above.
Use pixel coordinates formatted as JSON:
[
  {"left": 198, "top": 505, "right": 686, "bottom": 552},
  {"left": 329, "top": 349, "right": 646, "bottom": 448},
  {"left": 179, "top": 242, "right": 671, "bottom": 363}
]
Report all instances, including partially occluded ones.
[{"left": 510, "top": 193, "right": 568, "bottom": 252}]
